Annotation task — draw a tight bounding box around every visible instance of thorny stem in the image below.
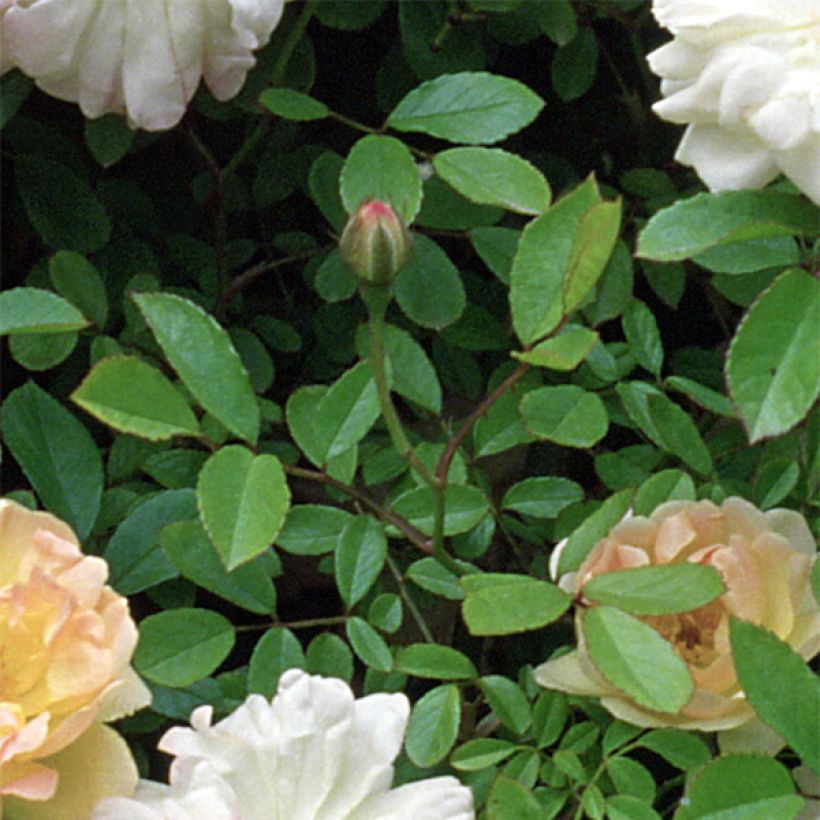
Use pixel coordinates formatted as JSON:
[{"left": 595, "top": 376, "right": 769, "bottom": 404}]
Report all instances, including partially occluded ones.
[
  {"left": 219, "top": 246, "right": 325, "bottom": 309},
  {"left": 385, "top": 553, "right": 435, "bottom": 643},
  {"left": 368, "top": 305, "right": 466, "bottom": 576},
  {"left": 436, "top": 359, "right": 530, "bottom": 484},
  {"left": 208, "top": 0, "right": 317, "bottom": 309},
  {"left": 284, "top": 464, "right": 432, "bottom": 556},
  {"left": 236, "top": 615, "right": 348, "bottom": 633}
]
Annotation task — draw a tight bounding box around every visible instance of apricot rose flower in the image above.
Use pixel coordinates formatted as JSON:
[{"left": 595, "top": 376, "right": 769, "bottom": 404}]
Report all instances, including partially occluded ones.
[
  {"left": 94, "top": 669, "right": 475, "bottom": 820},
  {"left": 0, "top": 498, "right": 150, "bottom": 819},
  {"left": 536, "top": 498, "right": 819, "bottom": 749},
  {"left": 0, "top": 0, "right": 286, "bottom": 131}
]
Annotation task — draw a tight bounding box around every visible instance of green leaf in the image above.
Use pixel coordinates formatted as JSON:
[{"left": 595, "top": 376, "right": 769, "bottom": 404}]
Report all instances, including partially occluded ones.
[
  {"left": 510, "top": 176, "right": 601, "bottom": 346},
  {"left": 462, "top": 574, "right": 572, "bottom": 635},
  {"left": 345, "top": 616, "right": 393, "bottom": 671},
  {"left": 197, "top": 445, "right": 290, "bottom": 570},
  {"left": 394, "top": 234, "right": 466, "bottom": 330},
  {"left": 0, "top": 70, "right": 33, "bottom": 129},
  {"left": 501, "top": 477, "right": 583, "bottom": 519},
  {"left": 308, "top": 151, "right": 347, "bottom": 232},
  {"left": 469, "top": 226, "right": 520, "bottom": 285},
  {"left": 617, "top": 382, "right": 713, "bottom": 476},
  {"left": 480, "top": 675, "right": 531, "bottom": 734},
  {"left": 339, "top": 134, "right": 422, "bottom": 222},
  {"left": 557, "top": 489, "right": 633, "bottom": 575},
  {"left": 162, "top": 519, "right": 277, "bottom": 615},
  {"left": 306, "top": 632, "right": 354, "bottom": 681},
  {"left": 356, "top": 322, "right": 442, "bottom": 414},
  {"left": 315, "top": 0, "right": 386, "bottom": 30},
  {"left": 583, "top": 564, "right": 725, "bottom": 615},
  {"left": 405, "top": 684, "right": 461, "bottom": 766},
  {"left": 433, "top": 147, "right": 550, "bottom": 215},
  {"left": 513, "top": 326, "right": 599, "bottom": 371},
  {"left": 561, "top": 199, "right": 622, "bottom": 315},
  {"left": 726, "top": 269, "right": 820, "bottom": 443},
  {"left": 678, "top": 755, "right": 804, "bottom": 820},
  {"left": 636, "top": 190, "right": 819, "bottom": 262},
  {"left": 730, "top": 618, "right": 820, "bottom": 772},
  {"left": 15, "top": 154, "right": 111, "bottom": 252},
  {"left": 367, "top": 593, "right": 402, "bottom": 633},
  {"left": 0, "top": 287, "right": 90, "bottom": 334},
  {"left": 285, "top": 385, "right": 328, "bottom": 468},
  {"left": 532, "top": 689, "right": 569, "bottom": 747},
  {"left": 390, "top": 484, "right": 489, "bottom": 537},
  {"left": 606, "top": 756, "right": 656, "bottom": 803},
  {"left": 406, "top": 557, "right": 464, "bottom": 600},
  {"left": 520, "top": 385, "right": 609, "bottom": 448},
  {"left": 48, "top": 251, "right": 108, "bottom": 329},
  {"left": 388, "top": 71, "right": 544, "bottom": 145},
  {"left": 8, "top": 331, "right": 77, "bottom": 371},
  {"left": 276, "top": 505, "right": 354, "bottom": 556},
  {"left": 486, "top": 774, "right": 544, "bottom": 820},
  {"left": 606, "top": 796, "right": 660, "bottom": 820},
  {"left": 583, "top": 606, "right": 693, "bottom": 713},
  {"left": 335, "top": 516, "right": 388, "bottom": 609},
  {"left": 72, "top": 355, "right": 201, "bottom": 441},
  {"left": 84, "top": 114, "right": 134, "bottom": 167},
  {"left": 665, "top": 376, "right": 735, "bottom": 417},
  {"left": 314, "top": 249, "right": 357, "bottom": 302},
  {"left": 104, "top": 489, "right": 195, "bottom": 595},
  {"left": 396, "top": 644, "right": 477, "bottom": 680},
  {"left": 552, "top": 27, "right": 598, "bottom": 101},
  {"left": 135, "top": 292, "right": 259, "bottom": 444},
  {"left": 451, "top": 738, "right": 520, "bottom": 771},
  {"left": 584, "top": 240, "right": 634, "bottom": 327},
  {"left": 313, "top": 362, "right": 380, "bottom": 461},
  {"left": 694, "top": 236, "right": 800, "bottom": 274},
  {"left": 637, "top": 729, "right": 711, "bottom": 771},
  {"left": 134, "top": 608, "right": 234, "bottom": 688},
  {"left": 633, "top": 469, "right": 696, "bottom": 516},
  {"left": 1, "top": 382, "right": 103, "bottom": 540},
  {"left": 248, "top": 627, "right": 305, "bottom": 697},
  {"left": 623, "top": 299, "right": 663, "bottom": 377},
  {"left": 259, "top": 87, "right": 329, "bottom": 121},
  {"left": 535, "top": 0, "right": 577, "bottom": 44}
]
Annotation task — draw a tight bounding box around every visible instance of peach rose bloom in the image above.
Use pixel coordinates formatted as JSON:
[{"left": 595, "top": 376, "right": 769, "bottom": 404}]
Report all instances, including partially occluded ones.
[
  {"left": 536, "top": 497, "right": 819, "bottom": 750},
  {"left": 0, "top": 498, "right": 151, "bottom": 819}
]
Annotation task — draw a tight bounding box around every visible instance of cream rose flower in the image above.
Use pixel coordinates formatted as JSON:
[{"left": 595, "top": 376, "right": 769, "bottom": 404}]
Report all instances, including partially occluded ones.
[
  {"left": 0, "top": 498, "right": 151, "bottom": 819},
  {"left": 93, "top": 669, "right": 475, "bottom": 820},
  {"left": 0, "top": 0, "right": 286, "bottom": 131},
  {"left": 536, "top": 497, "right": 820, "bottom": 750},
  {"left": 647, "top": 0, "right": 820, "bottom": 204}
]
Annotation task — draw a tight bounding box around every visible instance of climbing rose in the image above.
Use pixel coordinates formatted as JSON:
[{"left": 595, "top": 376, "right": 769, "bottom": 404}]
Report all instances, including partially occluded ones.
[
  {"left": 0, "top": 0, "right": 286, "bottom": 130},
  {"left": 93, "top": 669, "right": 475, "bottom": 820},
  {"left": 536, "top": 497, "right": 819, "bottom": 751},
  {"left": 0, "top": 498, "right": 150, "bottom": 819},
  {"left": 647, "top": 0, "right": 820, "bottom": 204}
]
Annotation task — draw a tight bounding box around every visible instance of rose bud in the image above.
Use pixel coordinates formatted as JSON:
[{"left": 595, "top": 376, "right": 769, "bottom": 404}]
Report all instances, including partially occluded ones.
[{"left": 339, "top": 199, "right": 412, "bottom": 286}]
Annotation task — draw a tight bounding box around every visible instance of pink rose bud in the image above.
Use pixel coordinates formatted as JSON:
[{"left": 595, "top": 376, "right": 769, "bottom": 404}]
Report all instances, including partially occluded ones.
[{"left": 339, "top": 199, "right": 412, "bottom": 285}]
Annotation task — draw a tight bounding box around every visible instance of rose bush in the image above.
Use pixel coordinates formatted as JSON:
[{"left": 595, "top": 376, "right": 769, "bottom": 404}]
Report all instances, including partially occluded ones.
[
  {"left": 0, "top": 498, "right": 150, "bottom": 819},
  {"left": 93, "top": 668, "right": 475, "bottom": 819},
  {"left": 647, "top": 0, "right": 820, "bottom": 204},
  {"left": 536, "top": 497, "right": 820, "bottom": 748},
  {"left": 0, "top": 0, "right": 286, "bottom": 130}
]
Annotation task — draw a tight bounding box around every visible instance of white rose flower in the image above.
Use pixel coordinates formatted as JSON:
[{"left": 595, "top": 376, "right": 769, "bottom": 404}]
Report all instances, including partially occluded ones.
[
  {"left": 647, "top": 0, "right": 820, "bottom": 204},
  {"left": 92, "top": 669, "right": 475, "bottom": 820},
  {"left": 0, "top": 0, "right": 286, "bottom": 131}
]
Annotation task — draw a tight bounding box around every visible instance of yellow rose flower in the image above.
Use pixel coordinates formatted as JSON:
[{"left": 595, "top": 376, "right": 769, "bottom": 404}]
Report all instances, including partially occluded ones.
[
  {"left": 0, "top": 498, "right": 151, "bottom": 819},
  {"left": 536, "top": 497, "right": 819, "bottom": 751}
]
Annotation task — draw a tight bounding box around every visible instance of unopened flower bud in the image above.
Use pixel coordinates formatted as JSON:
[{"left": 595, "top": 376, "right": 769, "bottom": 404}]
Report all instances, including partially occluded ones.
[{"left": 339, "top": 199, "right": 412, "bottom": 285}]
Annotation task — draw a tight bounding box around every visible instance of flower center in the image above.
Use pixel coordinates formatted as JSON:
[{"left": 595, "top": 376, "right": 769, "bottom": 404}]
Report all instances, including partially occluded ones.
[{"left": 644, "top": 601, "right": 725, "bottom": 667}]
